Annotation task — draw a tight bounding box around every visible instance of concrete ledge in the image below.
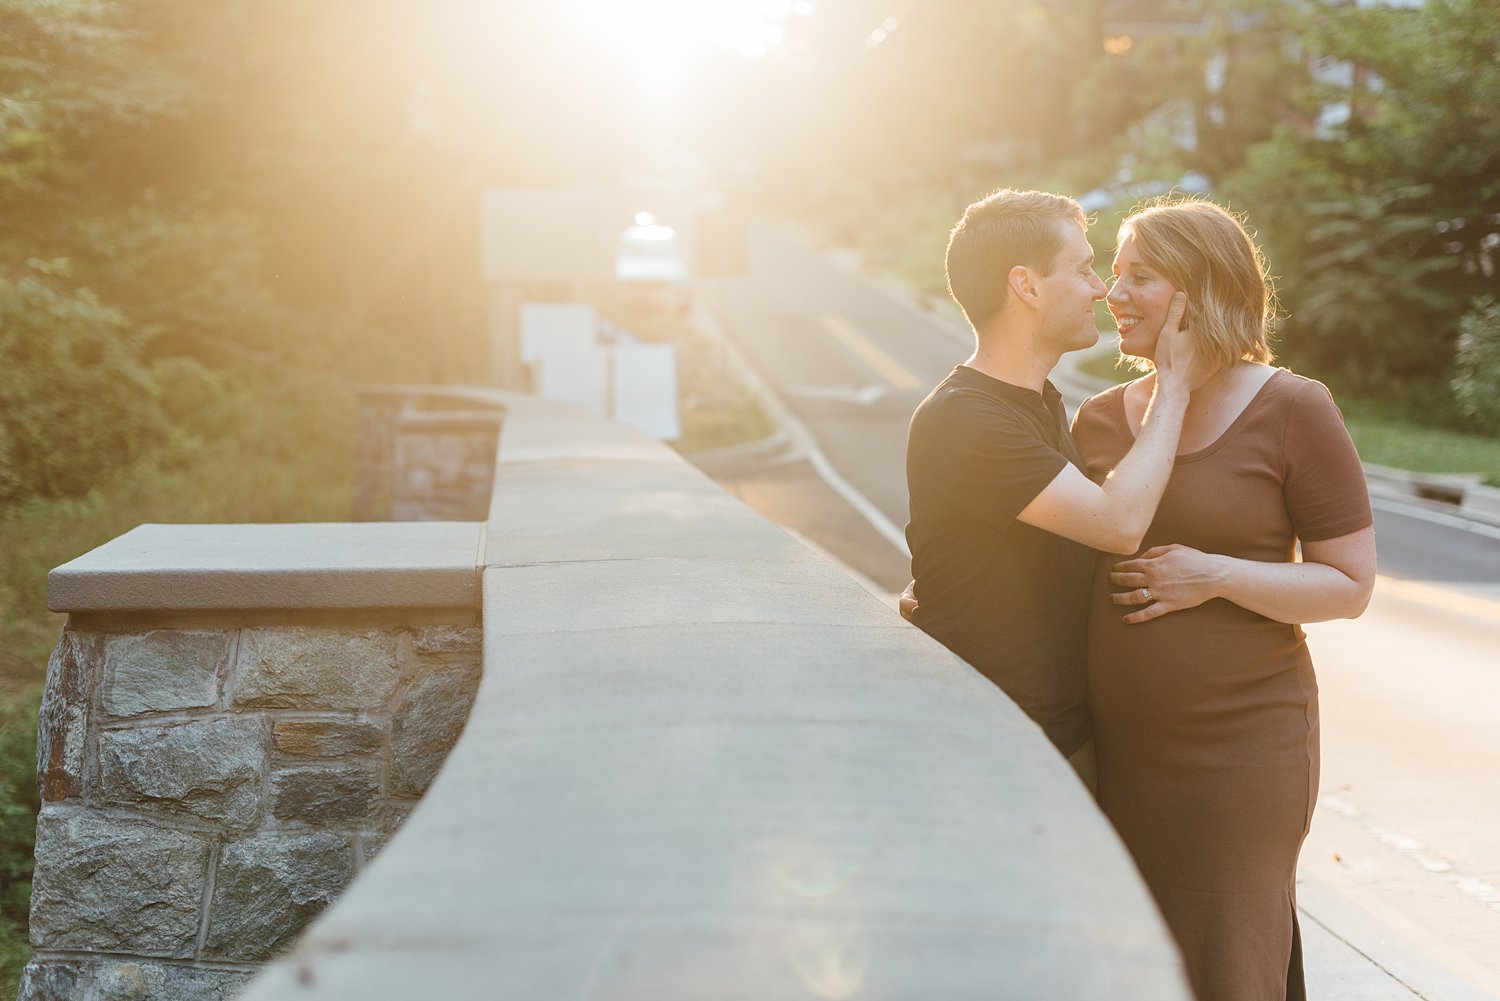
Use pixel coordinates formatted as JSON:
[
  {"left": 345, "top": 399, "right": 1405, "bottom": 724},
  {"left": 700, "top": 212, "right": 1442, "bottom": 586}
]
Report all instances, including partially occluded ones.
[
  {"left": 356, "top": 384, "right": 508, "bottom": 413},
  {"left": 395, "top": 410, "right": 506, "bottom": 432},
  {"left": 48, "top": 522, "right": 485, "bottom": 613},
  {"left": 239, "top": 396, "right": 1192, "bottom": 1000}
]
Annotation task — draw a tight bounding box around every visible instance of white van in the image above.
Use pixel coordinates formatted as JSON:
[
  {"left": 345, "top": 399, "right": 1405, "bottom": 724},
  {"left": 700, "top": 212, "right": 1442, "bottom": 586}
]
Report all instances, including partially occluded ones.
[{"left": 616, "top": 214, "right": 691, "bottom": 313}]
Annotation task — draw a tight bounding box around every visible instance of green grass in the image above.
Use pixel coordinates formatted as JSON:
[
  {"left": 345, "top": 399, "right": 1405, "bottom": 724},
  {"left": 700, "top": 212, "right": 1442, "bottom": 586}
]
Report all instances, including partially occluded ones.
[
  {"left": 1340, "top": 404, "right": 1500, "bottom": 486},
  {"left": 673, "top": 324, "right": 775, "bottom": 455},
  {"left": 1071, "top": 350, "right": 1500, "bottom": 486},
  {"left": 1075, "top": 349, "right": 1139, "bottom": 386}
]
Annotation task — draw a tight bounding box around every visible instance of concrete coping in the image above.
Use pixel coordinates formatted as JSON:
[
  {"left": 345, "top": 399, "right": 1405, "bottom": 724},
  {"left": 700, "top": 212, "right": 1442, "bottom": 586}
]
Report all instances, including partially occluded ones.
[
  {"left": 356, "top": 384, "right": 508, "bottom": 413},
  {"left": 395, "top": 409, "right": 506, "bottom": 432},
  {"left": 238, "top": 395, "right": 1192, "bottom": 1000},
  {"left": 47, "top": 522, "right": 485, "bottom": 613}
]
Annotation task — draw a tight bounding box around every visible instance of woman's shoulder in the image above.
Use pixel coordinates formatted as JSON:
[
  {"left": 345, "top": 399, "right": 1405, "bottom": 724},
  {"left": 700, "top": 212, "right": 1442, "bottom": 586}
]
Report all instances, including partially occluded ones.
[
  {"left": 1073, "top": 377, "right": 1144, "bottom": 443},
  {"left": 1077, "top": 376, "right": 1134, "bottom": 414},
  {"left": 1077, "top": 374, "right": 1154, "bottom": 418},
  {"left": 1263, "top": 367, "right": 1345, "bottom": 415}
]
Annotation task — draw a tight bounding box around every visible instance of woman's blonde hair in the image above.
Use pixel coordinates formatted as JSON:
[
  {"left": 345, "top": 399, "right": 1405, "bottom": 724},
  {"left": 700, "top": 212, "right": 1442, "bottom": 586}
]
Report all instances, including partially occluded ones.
[{"left": 1118, "top": 197, "right": 1277, "bottom": 371}]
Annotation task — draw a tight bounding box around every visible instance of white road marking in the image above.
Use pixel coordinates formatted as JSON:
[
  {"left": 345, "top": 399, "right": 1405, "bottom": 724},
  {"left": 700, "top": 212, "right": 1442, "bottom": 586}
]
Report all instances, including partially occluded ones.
[
  {"left": 785, "top": 383, "right": 891, "bottom": 406},
  {"left": 1321, "top": 795, "right": 1500, "bottom": 915},
  {"left": 694, "top": 298, "right": 912, "bottom": 558},
  {"left": 818, "top": 313, "right": 924, "bottom": 391}
]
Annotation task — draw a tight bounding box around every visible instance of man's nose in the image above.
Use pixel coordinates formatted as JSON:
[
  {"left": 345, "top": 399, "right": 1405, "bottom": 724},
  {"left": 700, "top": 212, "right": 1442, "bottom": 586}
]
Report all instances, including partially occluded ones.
[{"left": 1090, "top": 273, "right": 1109, "bottom": 299}]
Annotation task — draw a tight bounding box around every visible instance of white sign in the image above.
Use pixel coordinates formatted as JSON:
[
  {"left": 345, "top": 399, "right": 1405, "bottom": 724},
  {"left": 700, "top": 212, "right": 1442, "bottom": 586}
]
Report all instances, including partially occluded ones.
[
  {"left": 613, "top": 344, "right": 680, "bottom": 441},
  {"left": 520, "top": 303, "right": 596, "bottom": 364},
  {"left": 533, "top": 343, "right": 609, "bottom": 418}
]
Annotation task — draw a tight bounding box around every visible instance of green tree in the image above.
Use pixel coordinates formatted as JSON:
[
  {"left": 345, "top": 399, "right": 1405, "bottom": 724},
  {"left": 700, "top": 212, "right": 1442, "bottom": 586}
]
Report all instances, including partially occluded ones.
[
  {"left": 1226, "top": 0, "right": 1500, "bottom": 404},
  {"left": 0, "top": 262, "right": 163, "bottom": 504}
]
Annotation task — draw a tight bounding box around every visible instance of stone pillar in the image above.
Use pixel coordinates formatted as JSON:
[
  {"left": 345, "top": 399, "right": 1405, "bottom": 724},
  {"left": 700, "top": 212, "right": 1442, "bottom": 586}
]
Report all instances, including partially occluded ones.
[
  {"left": 353, "top": 388, "right": 505, "bottom": 522},
  {"left": 391, "top": 411, "right": 504, "bottom": 521},
  {"left": 24, "top": 523, "right": 486, "bottom": 1001}
]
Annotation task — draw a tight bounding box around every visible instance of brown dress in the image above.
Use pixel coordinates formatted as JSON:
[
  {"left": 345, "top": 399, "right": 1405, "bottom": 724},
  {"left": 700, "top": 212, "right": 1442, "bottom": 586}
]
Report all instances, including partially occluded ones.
[{"left": 1072, "top": 370, "right": 1373, "bottom": 1001}]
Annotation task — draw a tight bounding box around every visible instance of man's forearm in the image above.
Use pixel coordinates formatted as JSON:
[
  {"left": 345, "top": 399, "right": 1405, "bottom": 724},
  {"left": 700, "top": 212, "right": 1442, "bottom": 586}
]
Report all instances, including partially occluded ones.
[{"left": 1097, "top": 383, "right": 1189, "bottom": 549}]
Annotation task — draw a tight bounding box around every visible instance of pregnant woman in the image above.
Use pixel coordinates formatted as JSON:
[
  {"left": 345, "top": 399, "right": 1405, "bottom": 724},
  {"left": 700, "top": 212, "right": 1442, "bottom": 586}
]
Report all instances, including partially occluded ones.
[{"left": 1073, "top": 199, "right": 1377, "bottom": 1001}]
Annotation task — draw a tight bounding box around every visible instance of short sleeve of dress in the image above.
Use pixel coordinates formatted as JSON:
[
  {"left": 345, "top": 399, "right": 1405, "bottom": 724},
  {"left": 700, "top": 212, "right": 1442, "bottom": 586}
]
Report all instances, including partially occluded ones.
[
  {"left": 1070, "top": 386, "right": 1127, "bottom": 484},
  {"left": 1282, "top": 377, "right": 1374, "bottom": 542},
  {"left": 928, "top": 389, "right": 1069, "bottom": 532}
]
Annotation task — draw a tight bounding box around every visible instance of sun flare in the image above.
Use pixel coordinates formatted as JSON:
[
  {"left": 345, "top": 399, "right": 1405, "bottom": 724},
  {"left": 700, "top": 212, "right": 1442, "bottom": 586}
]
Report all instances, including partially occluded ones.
[{"left": 570, "top": 0, "right": 800, "bottom": 90}]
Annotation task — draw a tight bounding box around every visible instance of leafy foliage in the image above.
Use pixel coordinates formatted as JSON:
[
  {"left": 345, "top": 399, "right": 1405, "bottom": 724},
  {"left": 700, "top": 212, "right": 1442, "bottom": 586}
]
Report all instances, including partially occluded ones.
[
  {"left": 1225, "top": 0, "right": 1500, "bottom": 403},
  {"left": 1453, "top": 298, "right": 1500, "bottom": 433},
  {"left": 0, "top": 694, "right": 39, "bottom": 995},
  {"left": 0, "top": 263, "right": 163, "bottom": 504}
]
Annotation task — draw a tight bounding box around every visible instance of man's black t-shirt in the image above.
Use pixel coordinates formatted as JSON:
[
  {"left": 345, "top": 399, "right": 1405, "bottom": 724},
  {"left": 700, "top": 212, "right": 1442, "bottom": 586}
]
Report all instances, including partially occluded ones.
[{"left": 905, "top": 365, "right": 1095, "bottom": 755}]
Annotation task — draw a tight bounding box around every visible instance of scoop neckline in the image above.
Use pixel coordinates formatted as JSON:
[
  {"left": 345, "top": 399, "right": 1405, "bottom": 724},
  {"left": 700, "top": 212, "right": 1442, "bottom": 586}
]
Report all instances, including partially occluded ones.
[{"left": 1111, "top": 367, "right": 1287, "bottom": 463}]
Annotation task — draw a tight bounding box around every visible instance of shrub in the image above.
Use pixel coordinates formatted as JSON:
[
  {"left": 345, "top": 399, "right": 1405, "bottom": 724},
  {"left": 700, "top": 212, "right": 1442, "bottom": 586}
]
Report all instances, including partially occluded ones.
[
  {"left": 0, "top": 693, "right": 40, "bottom": 997},
  {"left": 1453, "top": 298, "right": 1500, "bottom": 433},
  {"left": 0, "top": 262, "right": 165, "bottom": 505}
]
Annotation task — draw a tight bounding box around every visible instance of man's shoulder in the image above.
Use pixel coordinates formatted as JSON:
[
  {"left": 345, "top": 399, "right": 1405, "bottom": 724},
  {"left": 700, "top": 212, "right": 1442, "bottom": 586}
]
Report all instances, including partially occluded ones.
[{"left": 914, "top": 372, "right": 1025, "bottom": 429}]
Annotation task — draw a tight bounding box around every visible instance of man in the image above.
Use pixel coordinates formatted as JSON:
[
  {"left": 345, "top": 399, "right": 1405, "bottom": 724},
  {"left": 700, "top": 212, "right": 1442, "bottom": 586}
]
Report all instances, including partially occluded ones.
[{"left": 902, "top": 189, "right": 1200, "bottom": 779}]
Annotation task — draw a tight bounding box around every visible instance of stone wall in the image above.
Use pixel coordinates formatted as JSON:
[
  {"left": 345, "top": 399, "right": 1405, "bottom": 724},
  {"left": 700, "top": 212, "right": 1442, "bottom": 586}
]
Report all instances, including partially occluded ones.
[
  {"left": 353, "top": 387, "right": 504, "bottom": 522},
  {"left": 390, "top": 413, "right": 502, "bottom": 521},
  {"left": 21, "top": 619, "right": 481, "bottom": 1001}
]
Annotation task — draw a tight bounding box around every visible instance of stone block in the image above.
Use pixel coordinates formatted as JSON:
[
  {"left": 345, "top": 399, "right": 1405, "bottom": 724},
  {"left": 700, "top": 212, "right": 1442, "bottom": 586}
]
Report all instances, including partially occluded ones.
[
  {"left": 99, "top": 716, "right": 266, "bottom": 828},
  {"left": 389, "top": 662, "right": 481, "bottom": 797},
  {"left": 270, "top": 762, "right": 380, "bottom": 826},
  {"left": 358, "top": 802, "right": 413, "bottom": 869},
  {"left": 102, "top": 630, "right": 229, "bottom": 717},
  {"left": 16, "top": 959, "right": 85, "bottom": 1001},
  {"left": 411, "top": 624, "right": 482, "bottom": 655},
  {"left": 93, "top": 960, "right": 252, "bottom": 1001},
  {"left": 273, "top": 718, "right": 384, "bottom": 757},
  {"left": 37, "top": 632, "right": 103, "bottom": 802},
  {"left": 204, "top": 833, "right": 355, "bottom": 962},
  {"left": 29, "top": 811, "right": 210, "bottom": 957},
  {"left": 358, "top": 831, "right": 390, "bottom": 868},
  {"left": 233, "top": 628, "right": 400, "bottom": 710}
]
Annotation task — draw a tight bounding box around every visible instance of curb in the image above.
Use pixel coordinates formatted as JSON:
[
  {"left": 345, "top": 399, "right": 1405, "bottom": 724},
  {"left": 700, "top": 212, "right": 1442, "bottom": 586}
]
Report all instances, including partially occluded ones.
[
  {"left": 814, "top": 229, "right": 1500, "bottom": 533},
  {"left": 1052, "top": 335, "right": 1500, "bottom": 534},
  {"left": 681, "top": 427, "right": 797, "bottom": 478},
  {"left": 686, "top": 286, "right": 911, "bottom": 557}
]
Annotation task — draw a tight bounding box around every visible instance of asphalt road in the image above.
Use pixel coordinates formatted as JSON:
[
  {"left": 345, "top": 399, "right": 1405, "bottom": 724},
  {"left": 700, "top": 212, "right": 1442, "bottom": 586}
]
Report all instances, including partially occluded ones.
[
  {"left": 710, "top": 222, "right": 1500, "bottom": 598},
  {"left": 706, "top": 220, "right": 1500, "bottom": 997}
]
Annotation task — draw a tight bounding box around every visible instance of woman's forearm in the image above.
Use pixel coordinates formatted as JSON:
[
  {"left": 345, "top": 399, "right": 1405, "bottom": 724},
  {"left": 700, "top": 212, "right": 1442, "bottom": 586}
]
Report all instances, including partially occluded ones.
[
  {"left": 1210, "top": 555, "right": 1371, "bottom": 624},
  {"left": 1108, "top": 529, "right": 1377, "bottom": 625}
]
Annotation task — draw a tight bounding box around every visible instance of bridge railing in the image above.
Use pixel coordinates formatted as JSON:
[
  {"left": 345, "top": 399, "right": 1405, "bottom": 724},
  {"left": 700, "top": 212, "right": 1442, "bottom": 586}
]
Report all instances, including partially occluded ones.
[{"left": 28, "top": 390, "right": 1190, "bottom": 1001}]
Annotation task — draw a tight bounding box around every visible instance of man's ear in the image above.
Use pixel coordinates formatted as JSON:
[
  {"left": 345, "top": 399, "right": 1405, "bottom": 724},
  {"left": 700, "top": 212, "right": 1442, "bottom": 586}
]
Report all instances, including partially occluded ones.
[{"left": 1008, "top": 264, "right": 1040, "bottom": 309}]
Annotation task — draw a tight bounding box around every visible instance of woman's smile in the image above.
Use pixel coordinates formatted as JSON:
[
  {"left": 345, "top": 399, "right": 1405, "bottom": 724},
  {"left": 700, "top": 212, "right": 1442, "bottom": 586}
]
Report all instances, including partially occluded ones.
[{"left": 1107, "top": 232, "right": 1178, "bottom": 358}]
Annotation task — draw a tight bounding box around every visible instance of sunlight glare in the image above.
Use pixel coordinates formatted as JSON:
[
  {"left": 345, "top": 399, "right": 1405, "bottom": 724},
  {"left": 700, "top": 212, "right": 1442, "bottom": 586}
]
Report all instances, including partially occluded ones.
[{"left": 571, "top": 0, "right": 794, "bottom": 92}]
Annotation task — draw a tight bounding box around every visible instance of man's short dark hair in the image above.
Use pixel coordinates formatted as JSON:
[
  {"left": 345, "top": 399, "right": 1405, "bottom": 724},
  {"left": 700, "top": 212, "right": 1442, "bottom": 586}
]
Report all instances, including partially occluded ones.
[{"left": 945, "top": 189, "right": 1087, "bottom": 327}]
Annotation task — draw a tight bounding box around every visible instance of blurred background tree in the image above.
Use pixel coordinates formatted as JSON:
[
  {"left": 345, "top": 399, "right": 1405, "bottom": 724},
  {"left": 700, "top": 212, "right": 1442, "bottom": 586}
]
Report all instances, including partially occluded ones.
[{"left": 1225, "top": 0, "right": 1500, "bottom": 415}]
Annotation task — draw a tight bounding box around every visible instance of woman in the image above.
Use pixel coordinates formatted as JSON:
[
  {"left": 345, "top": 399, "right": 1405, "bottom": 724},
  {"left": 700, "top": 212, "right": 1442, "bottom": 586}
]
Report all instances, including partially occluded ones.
[{"left": 1072, "top": 198, "right": 1377, "bottom": 1001}]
